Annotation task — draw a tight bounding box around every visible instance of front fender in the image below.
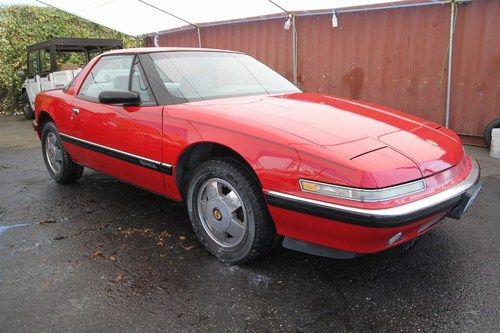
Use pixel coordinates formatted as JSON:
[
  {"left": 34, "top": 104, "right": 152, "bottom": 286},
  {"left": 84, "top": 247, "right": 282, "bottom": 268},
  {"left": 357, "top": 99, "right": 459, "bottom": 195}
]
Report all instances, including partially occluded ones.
[{"left": 187, "top": 121, "right": 300, "bottom": 193}]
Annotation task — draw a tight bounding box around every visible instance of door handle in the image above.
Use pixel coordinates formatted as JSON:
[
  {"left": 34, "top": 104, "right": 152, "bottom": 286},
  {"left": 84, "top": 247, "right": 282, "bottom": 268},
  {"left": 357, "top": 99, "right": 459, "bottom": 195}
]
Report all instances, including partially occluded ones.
[{"left": 71, "top": 108, "right": 80, "bottom": 115}]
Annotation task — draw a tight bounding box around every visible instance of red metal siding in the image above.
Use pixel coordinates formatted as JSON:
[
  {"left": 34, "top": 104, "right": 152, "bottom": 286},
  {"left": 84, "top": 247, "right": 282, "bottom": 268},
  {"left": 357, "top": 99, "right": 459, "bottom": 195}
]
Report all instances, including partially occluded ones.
[
  {"left": 201, "top": 19, "right": 292, "bottom": 78},
  {"left": 147, "top": 19, "right": 292, "bottom": 79},
  {"left": 450, "top": 0, "right": 500, "bottom": 135},
  {"left": 297, "top": 5, "right": 450, "bottom": 125},
  {"left": 147, "top": 0, "right": 500, "bottom": 136},
  {"left": 152, "top": 29, "right": 199, "bottom": 48}
]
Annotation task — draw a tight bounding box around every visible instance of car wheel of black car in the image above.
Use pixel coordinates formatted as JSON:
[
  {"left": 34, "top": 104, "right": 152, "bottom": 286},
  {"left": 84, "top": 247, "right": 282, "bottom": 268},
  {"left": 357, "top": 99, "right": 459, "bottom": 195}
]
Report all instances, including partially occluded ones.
[
  {"left": 22, "top": 92, "right": 35, "bottom": 119},
  {"left": 187, "top": 157, "right": 277, "bottom": 264},
  {"left": 483, "top": 118, "right": 500, "bottom": 148},
  {"left": 41, "top": 122, "right": 84, "bottom": 184}
]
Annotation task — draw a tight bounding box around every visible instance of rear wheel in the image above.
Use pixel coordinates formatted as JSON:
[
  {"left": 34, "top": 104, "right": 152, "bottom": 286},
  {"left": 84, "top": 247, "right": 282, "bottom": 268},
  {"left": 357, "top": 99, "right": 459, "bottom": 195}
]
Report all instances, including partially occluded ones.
[
  {"left": 22, "top": 92, "right": 34, "bottom": 119},
  {"left": 186, "top": 158, "right": 277, "bottom": 264},
  {"left": 41, "top": 122, "right": 84, "bottom": 184}
]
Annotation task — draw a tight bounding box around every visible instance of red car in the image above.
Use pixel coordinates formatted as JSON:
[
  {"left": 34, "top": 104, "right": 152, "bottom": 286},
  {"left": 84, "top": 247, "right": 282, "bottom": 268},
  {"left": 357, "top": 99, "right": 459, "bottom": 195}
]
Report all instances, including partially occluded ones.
[{"left": 34, "top": 47, "right": 482, "bottom": 263}]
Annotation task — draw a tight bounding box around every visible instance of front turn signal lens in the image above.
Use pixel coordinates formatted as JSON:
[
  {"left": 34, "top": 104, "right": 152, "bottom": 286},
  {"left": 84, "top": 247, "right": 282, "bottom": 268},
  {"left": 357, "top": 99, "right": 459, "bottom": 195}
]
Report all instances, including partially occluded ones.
[
  {"left": 301, "top": 181, "right": 321, "bottom": 192},
  {"left": 299, "top": 179, "right": 425, "bottom": 202}
]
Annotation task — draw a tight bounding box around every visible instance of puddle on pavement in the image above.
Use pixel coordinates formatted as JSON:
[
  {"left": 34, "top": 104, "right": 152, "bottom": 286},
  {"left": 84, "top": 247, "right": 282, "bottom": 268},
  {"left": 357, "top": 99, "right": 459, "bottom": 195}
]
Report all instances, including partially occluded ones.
[{"left": 0, "top": 223, "right": 28, "bottom": 236}]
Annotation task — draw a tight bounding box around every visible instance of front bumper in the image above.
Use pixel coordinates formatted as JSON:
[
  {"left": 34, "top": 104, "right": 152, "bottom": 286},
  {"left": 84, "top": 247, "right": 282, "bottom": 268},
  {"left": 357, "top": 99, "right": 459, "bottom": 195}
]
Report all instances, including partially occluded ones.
[
  {"left": 265, "top": 158, "right": 481, "bottom": 255},
  {"left": 266, "top": 158, "right": 481, "bottom": 228}
]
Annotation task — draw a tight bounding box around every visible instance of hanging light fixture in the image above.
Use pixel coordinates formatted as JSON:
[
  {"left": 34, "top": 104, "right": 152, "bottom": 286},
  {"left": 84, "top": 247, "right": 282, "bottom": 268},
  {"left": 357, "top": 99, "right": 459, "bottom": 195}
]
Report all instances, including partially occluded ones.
[
  {"left": 332, "top": 9, "right": 338, "bottom": 28},
  {"left": 283, "top": 13, "right": 292, "bottom": 30}
]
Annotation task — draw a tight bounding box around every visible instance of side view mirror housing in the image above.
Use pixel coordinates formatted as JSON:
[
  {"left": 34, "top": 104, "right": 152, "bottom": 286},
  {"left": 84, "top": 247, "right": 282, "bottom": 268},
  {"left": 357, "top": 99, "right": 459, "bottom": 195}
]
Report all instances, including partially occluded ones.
[
  {"left": 98, "top": 90, "right": 140, "bottom": 106},
  {"left": 16, "top": 69, "right": 26, "bottom": 79}
]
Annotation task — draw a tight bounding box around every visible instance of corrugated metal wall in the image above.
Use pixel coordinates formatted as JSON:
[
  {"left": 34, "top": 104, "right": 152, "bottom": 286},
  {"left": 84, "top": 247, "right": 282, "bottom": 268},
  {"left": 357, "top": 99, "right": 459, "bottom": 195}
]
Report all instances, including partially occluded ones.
[
  {"left": 147, "top": 19, "right": 292, "bottom": 79},
  {"left": 450, "top": 0, "right": 500, "bottom": 135},
  {"left": 296, "top": 5, "right": 450, "bottom": 126},
  {"left": 146, "top": 0, "right": 500, "bottom": 137}
]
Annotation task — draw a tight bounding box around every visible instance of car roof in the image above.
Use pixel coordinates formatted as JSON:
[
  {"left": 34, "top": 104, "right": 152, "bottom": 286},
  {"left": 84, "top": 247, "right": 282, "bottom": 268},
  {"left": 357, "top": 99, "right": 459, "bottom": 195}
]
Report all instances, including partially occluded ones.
[{"left": 102, "top": 47, "right": 243, "bottom": 56}]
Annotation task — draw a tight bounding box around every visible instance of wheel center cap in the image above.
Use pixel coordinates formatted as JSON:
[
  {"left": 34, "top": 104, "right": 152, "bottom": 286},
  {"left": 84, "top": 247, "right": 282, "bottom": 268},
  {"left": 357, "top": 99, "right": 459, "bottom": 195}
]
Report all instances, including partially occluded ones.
[
  {"left": 213, "top": 208, "right": 223, "bottom": 221},
  {"left": 207, "top": 199, "right": 230, "bottom": 231}
]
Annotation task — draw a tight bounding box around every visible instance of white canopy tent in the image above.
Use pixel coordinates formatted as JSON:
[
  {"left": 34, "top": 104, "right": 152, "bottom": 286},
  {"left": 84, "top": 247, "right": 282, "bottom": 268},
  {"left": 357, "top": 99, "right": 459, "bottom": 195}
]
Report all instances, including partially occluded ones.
[
  {"left": 35, "top": 0, "right": 457, "bottom": 125},
  {"left": 37, "top": 0, "right": 414, "bottom": 36},
  {"left": 35, "top": 0, "right": 454, "bottom": 100}
]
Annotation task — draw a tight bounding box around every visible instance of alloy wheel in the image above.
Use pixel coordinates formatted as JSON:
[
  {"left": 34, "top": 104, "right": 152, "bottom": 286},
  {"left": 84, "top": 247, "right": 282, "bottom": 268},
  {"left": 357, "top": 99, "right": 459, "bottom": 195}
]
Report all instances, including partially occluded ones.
[
  {"left": 196, "top": 178, "right": 248, "bottom": 248},
  {"left": 45, "top": 132, "right": 62, "bottom": 174}
]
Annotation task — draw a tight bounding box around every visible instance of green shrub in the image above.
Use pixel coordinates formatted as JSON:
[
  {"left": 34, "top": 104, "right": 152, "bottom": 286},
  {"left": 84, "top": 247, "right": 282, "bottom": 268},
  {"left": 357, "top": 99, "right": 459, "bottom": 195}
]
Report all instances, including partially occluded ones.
[{"left": 0, "top": 5, "right": 142, "bottom": 115}]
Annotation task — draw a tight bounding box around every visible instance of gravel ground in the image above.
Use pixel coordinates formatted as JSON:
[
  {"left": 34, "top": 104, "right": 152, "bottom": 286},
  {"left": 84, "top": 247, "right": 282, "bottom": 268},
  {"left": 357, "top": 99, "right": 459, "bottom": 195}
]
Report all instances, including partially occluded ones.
[{"left": 0, "top": 115, "right": 499, "bottom": 332}]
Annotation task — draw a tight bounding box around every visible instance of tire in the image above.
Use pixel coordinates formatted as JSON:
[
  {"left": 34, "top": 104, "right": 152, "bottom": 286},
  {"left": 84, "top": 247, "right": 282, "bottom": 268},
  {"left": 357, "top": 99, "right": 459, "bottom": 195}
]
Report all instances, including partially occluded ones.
[
  {"left": 483, "top": 118, "right": 500, "bottom": 148},
  {"left": 41, "top": 122, "right": 84, "bottom": 184},
  {"left": 186, "top": 157, "right": 277, "bottom": 264},
  {"left": 21, "top": 92, "right": 34, "bottom": 119}
]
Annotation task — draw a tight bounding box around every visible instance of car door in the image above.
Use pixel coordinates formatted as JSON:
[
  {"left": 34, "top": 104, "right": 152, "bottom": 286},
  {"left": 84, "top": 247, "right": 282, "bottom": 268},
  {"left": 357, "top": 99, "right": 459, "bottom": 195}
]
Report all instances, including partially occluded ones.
[{"left": 66, "top": 54, "right": 166, "bottom": 195}]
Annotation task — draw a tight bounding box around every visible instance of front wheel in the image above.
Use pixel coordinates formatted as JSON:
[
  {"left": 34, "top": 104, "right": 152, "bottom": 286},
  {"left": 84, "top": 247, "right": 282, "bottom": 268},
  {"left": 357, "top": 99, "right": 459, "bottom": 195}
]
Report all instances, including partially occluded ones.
[
  {"left": 186, "top": 158, "right": 277, "bottom": 264},
  {"left": 41, "top": 122, "right": 84, "bottom": 184},
  {"left": 21, "top": 92, "right": 34, "bottom": 119}
]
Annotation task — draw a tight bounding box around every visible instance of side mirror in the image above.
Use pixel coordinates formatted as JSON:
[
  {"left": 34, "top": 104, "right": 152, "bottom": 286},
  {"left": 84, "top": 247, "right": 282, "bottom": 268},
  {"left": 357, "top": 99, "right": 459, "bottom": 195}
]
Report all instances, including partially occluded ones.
[
  {"left": 16, "top": 69, "right": 26, "bottom": 79},
  {"left": 98, "top": 90, "right": 140, "bottom": 106}
]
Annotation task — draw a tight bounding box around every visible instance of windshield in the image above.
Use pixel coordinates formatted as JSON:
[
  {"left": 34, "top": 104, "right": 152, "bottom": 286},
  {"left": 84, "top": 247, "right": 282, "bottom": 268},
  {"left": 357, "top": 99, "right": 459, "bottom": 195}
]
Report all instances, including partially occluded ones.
[{"left": 150, "top": 51, "right": 300, "bottom": 102}]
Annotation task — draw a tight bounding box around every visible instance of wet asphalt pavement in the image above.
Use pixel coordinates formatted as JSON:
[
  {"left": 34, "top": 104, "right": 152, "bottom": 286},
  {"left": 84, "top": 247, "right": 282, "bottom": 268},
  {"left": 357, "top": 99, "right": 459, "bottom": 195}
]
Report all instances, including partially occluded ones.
[{"left": 0, "top": 115, "right": 498, "bottom": 332}]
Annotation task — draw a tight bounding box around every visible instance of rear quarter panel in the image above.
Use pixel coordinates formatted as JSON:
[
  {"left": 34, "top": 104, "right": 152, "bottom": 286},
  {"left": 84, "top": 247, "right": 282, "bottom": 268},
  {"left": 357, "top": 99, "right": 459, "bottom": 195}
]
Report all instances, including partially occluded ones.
[
  {"left": 35, "top": 90, "right": 74, "bottom": 137},
  {"left": 34, "top": 90, "right": 88, "bottom": 166}
]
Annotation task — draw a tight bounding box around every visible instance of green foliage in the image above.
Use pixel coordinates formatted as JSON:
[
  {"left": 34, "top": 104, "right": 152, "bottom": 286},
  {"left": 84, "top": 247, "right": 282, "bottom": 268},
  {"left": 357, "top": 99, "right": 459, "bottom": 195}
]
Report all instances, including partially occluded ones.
[{"left": 0, "top": 5, "right": 142, "bottom": 115}]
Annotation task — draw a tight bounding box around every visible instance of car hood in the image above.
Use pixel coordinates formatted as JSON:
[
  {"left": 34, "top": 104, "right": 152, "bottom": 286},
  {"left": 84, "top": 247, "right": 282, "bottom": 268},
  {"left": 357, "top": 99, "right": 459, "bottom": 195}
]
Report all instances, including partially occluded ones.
[{"left": 170, "top": 92, "right": 463, "bottom": 184}]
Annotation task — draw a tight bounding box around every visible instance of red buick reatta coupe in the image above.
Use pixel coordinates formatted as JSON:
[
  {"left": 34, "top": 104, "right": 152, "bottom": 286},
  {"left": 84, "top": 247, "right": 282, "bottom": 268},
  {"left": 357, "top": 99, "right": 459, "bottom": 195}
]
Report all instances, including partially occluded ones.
[{"left": 34, "top": 48, "right": 482, "bottom": 263}]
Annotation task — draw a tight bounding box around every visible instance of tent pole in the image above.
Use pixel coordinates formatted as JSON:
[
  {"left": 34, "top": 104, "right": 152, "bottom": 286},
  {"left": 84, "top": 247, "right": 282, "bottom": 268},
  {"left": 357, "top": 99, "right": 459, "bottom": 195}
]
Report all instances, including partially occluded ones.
[
  {"left": 268, "top": 0, "right": 297, "bottom": 84},
  {"left": 445, "top": 1, "right": 456, "bottom": 128},
  {"left": 197, "top": 27, "right": 202, "bottom": 48},
  {"left": 292, "top": 15, "right": 298, "bottom": 84}
]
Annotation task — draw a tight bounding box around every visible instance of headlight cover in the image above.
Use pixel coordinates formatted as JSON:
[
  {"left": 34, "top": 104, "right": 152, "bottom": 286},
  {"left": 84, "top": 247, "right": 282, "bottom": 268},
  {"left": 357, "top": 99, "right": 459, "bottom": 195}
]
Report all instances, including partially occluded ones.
[{"left": 299, "top": 179, "right": 426, "bottom": 202}]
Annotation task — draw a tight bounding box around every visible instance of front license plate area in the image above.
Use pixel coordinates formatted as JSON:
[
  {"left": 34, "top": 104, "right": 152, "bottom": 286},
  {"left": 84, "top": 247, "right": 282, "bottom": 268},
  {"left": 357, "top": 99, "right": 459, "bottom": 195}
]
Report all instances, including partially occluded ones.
[{"left": 447, "top": 182, "right": 483, "bottom": 220}]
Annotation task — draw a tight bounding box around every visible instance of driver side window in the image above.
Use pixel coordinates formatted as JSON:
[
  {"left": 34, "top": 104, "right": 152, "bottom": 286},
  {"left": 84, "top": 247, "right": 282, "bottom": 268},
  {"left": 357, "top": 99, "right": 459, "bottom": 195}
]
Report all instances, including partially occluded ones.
[{"left": 78, "top": 55, "right": 134, "bottom": 100}]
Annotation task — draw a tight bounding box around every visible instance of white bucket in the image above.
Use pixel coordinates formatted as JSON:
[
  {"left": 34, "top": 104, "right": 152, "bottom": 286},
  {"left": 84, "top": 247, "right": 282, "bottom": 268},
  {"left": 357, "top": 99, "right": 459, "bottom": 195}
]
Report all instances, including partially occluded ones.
[{"left": 490, "top": 128, "right": 500, "bottom": 158}]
